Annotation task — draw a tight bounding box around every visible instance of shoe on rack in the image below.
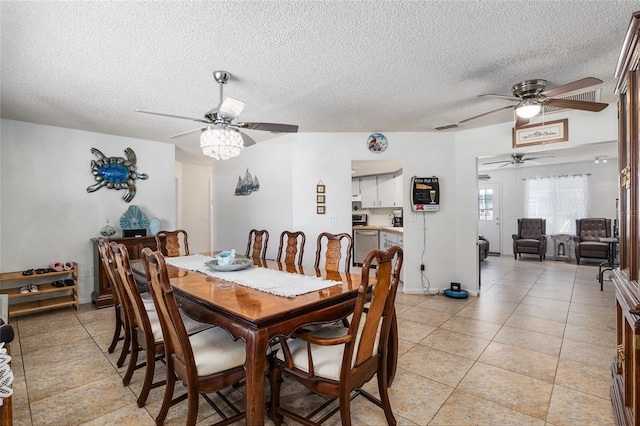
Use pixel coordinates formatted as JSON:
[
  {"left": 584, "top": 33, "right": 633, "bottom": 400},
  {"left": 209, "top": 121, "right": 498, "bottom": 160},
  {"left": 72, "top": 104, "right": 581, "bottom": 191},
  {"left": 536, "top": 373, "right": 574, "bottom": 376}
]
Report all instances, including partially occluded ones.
[
  {"left": 18, "top": 286, "right": 29, "bottom": 294},
  {"left": 28, "top": 284, "right": 39, "bottom": 292},
  {"left": 21, "top": 269, "right": 33, "bottom": 276},
  {"left": 51, "top": 281, "right": 65, "bottom": 288},
  {"left": 49, "top": 262, "right": 64, "bottom": 272}
]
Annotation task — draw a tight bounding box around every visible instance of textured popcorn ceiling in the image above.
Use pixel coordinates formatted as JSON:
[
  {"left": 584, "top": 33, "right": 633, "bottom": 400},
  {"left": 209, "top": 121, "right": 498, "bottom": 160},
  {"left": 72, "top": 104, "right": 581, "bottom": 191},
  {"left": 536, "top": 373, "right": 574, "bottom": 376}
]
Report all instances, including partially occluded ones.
[{"left": 1, "top": 1, "right": 637, "bottom": 164}]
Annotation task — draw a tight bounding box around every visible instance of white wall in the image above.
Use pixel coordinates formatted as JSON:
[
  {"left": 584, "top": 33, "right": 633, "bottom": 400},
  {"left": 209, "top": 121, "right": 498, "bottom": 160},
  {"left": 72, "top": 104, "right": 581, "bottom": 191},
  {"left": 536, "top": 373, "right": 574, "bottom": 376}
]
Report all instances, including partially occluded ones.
[
  {"left": 212, "top": 140, "right": 294, "bottom": 261},
  {"left": 481, "top": 159, "right": 618, "bottom": 256},
  {"left": 0, "top": 119, "right": 176, "bottom": 303},
  {"left": 211, "top": 131, "right": 457, "bottom": 295},
  {"left": 0, "top": 106, "right": 619, "bottom": 303}
]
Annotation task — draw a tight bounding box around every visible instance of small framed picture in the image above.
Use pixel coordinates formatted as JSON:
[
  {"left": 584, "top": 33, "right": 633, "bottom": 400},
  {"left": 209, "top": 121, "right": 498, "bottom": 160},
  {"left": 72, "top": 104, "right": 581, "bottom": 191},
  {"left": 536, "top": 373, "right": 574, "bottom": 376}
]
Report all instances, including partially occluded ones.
[
  {"left": 316, "top": 195, "right": 325, "bottom": 204},
  {"left": 316, "top": 184, "right": 325, "bottom": 194},
  {"left": 317, "top": 205, "right": 326, "bottom": 214}
]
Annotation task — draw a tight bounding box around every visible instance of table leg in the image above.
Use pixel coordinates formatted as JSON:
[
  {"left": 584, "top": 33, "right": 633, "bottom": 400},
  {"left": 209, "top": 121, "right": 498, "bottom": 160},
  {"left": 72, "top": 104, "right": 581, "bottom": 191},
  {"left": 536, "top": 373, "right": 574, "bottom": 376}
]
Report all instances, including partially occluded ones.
[{"left": 244, "top": 329, "right": 270, "bottom": 426}]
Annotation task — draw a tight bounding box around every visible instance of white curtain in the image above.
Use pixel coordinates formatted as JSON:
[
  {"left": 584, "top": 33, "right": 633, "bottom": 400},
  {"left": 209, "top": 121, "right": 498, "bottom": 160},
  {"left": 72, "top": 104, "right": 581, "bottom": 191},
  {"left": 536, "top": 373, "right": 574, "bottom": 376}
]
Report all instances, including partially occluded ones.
[{"left": 524, "top": 175, "right": 590, "bottom": 235}]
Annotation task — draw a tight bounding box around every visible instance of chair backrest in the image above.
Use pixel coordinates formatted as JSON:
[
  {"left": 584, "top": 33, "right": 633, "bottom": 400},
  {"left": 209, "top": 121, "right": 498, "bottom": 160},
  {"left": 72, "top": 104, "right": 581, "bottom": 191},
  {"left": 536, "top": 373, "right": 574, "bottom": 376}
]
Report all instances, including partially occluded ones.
[
  {"left": 110, "top": 242, "right": 153, "bottom": 336},
  {"left": 576, "top": 218, "right": 611, "bottom": 241},
  {"left": 246, "top": 229, "right": 269, "bottom": 259},
  {"left": 343, "top": 246, "right": 403, "bottom": 376},
  {"left": 97, "top": 238, "right": 126, "bottom": 311},
  {"left": 155, "top": 229, "right": 189, "bottom": 257},
  {"left": 276, "top": 231, "right": 306, "bottom": 265},
  {"left": 141, "top": 248, "right": 192, "bottom": 379},
  {"left": 314, "top": 232, "right": 353, "bottom": 272},
  {"left": 518, "top": 218, "right": 546, "bottom": 239}
]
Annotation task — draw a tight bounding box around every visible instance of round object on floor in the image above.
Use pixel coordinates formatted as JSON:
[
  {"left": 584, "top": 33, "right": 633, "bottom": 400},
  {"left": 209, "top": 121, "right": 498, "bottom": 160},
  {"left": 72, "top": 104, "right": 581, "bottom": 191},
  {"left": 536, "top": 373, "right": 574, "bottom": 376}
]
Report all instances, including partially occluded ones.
[{"left": 444, "top": 288, "right": 469, "bottom": 299}]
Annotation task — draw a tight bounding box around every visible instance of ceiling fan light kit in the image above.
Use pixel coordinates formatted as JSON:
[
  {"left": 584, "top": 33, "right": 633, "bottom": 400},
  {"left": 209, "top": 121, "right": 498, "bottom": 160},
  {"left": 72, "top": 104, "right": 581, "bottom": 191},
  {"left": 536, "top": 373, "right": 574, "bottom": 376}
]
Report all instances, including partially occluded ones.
[
  {"left": 200, "top": 127, "right": 244, "bottom": 160},
  {"left": 515, "top": 98, "right": 542, "bottom": 118},
  {"left": 460, "top": 77, "right": 608, "bottom": 126},
  {"left": 136, "top": 69, "right": 298, "bottom": 160}
]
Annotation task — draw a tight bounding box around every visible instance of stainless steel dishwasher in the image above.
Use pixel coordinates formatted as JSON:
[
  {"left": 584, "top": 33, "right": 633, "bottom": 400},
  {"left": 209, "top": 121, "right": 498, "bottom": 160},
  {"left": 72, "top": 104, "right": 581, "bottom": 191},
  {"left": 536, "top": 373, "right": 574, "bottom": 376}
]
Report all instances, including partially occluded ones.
[{"left": 354, "top": 229, "right": 379, "bottom": 267}]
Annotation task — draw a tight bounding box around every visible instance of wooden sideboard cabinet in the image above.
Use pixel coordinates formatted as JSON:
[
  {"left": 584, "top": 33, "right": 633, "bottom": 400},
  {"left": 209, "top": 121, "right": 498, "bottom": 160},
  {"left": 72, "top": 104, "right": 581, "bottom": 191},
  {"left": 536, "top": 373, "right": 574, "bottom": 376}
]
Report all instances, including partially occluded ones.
[
  {"left": 91, "top": 236, "right": 162, "bottom": 308},
  {"left": 611, "top": 10, "right": 640, "bottom": 426}
]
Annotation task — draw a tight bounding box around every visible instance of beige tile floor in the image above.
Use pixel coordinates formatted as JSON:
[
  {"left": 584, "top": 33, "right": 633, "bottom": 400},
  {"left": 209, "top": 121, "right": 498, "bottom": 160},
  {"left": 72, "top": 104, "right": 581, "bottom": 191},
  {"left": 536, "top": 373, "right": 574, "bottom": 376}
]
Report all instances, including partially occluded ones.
[{"left": 7, "top": 255, "right": 617, "bottom": 425}]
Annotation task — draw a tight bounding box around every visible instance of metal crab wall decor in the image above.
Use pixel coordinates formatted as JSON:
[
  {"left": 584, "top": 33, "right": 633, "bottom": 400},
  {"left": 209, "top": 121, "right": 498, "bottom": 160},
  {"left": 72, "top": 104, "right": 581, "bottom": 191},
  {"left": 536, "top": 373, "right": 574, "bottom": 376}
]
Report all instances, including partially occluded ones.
[{"left": 86, "top": 147, "right": 148, "bottom": 203}]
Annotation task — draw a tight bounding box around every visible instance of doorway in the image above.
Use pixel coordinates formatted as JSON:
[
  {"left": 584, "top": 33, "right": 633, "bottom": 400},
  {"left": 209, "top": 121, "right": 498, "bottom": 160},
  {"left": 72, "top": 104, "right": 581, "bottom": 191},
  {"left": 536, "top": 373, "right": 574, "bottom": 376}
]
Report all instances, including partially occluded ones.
[{"left": 478, "top": 183, "right": 501, "bottom": 255}]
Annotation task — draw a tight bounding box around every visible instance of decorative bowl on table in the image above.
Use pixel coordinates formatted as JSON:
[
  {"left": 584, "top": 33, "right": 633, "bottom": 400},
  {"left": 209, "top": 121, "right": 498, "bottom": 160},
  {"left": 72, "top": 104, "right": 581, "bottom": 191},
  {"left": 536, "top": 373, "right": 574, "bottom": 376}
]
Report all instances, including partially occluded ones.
[{"left": 205, "top": 257, "right": 252, "bottom": 272}]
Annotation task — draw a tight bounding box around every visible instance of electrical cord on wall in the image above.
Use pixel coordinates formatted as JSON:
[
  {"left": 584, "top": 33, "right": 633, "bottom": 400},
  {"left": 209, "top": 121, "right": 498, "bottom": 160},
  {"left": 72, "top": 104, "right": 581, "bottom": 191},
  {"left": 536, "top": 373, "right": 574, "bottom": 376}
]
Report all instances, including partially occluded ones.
[{"left": 420, "top": 213, "right": 432, "bottom": 295}]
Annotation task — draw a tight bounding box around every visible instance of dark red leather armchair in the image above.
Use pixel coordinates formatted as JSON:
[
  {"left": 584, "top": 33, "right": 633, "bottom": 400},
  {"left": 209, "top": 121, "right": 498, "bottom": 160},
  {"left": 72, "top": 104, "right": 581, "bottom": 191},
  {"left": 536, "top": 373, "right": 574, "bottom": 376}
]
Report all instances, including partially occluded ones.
[
  {"left": 573, "top": 218, "right": 611, "bottom": 264},
  {"left": 512, "top": 218, "right": 547, "bottom": 261}
]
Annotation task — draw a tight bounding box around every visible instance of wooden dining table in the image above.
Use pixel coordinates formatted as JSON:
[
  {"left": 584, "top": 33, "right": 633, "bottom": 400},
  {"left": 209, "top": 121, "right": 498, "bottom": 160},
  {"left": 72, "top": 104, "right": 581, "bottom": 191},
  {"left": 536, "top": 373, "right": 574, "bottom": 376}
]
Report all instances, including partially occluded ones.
[{"left": 131, "top": 255, "right": 398, "bottom": 425}]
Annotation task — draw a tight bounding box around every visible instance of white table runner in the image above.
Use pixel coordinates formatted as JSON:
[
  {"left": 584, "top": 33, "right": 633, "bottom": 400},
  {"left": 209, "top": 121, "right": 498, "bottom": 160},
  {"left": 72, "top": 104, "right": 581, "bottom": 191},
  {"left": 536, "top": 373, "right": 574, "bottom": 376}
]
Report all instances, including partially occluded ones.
[{"left": 165, "top": 254, "right": 342, "bottom": 298}]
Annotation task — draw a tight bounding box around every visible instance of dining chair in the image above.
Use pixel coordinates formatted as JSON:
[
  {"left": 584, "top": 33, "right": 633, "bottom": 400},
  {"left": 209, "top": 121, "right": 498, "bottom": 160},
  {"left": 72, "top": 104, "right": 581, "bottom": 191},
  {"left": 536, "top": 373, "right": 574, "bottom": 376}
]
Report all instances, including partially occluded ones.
[
  {"left": 270, "top": 246, "right": 403, "bottom": 426},
  {"left": 109, "top": 241, "right": 211, "bottom": 408},
  {"left": 96, "top": 238, "right": 130, "bottom": 368},
  {"left": 276, "top": 230, "right": 306, "bottom": 266},
  {"left": 155, "top": 229, "right": 189, "bottom": 257},
  {"left": 246, "top": 229, "right": 269, "bottom": 259},
  {"left": 141, "top": 248, "right": 247, "bottom": 426},
  {"left": 314, "top": 232, "right": 353, "bottom": 273}
]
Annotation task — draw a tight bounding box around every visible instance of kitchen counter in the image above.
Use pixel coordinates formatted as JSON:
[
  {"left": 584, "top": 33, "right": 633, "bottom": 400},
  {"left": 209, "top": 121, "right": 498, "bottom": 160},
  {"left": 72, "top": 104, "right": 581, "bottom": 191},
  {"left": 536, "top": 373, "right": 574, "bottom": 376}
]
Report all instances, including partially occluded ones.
[{"left": 353, "top": 226, "right": 403, "bottom": 234}]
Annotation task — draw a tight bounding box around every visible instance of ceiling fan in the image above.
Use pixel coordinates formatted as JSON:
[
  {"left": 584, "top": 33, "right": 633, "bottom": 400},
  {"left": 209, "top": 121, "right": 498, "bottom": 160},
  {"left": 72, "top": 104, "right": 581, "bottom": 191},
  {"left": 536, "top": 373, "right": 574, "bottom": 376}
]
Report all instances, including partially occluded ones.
[
  {"left": 460, "top": 77, "right": 608, "bottom": 127},
  {"left": 482, "top": 153, "right": 555, "bottom": 168},
  {"left": 136, "top": 70, "right": 298, "bottom": 158}
]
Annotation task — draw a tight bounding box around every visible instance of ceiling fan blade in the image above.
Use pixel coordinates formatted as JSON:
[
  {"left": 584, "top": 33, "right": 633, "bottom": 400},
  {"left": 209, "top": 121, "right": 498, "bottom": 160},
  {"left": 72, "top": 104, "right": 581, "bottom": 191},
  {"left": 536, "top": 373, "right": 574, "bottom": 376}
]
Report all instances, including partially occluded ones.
[
  {"left": 168, "top": 127, "right": 207, "bottom": 139},
  {"left": 235, "top": 122, "right": 299, "bottom": 133},
  {"left": 515, "top": 115, "right": 530, "bottom": 127},
  {"left": 136, "top": 110, "right": 212, "bottom": 124},
  {"left": 478, "top": 94, "right": 520, "bottom": 101},
  {"left": 459, "top": 105, "right": 514, "bottom": 124},
  {"left": 540, "top": 77, "right": 603, "bottom": 98},
  {"left": 545, "top": 98, "right": 608, "bottom": 112},
  {"left": 482, "top": 159, "right": 512, "bottom": 165},
  {"left": 240, "top": 132, "right": 257, "bottom": 147},
  {"left": 525, "top": 155, "right": 556, "bottom": 161},
  {"left": 219, "top": 97, "right": 246, "bottom": 120},
  {"left": 498, "top": 162, "right": 513, "bottom": 168}
]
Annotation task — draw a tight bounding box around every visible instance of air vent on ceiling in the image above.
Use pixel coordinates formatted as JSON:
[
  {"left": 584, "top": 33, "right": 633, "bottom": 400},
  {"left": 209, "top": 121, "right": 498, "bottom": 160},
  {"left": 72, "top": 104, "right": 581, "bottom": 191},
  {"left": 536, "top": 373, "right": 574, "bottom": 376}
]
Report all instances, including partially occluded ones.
[
  {"left": 543, "top": 88, "right": 601, "bottom": 114},
  {"left": 478, "top": 174, "right": 491, "bottom": 181},
  {"left": 434, "top": 124, "right": 459, "bottom": 131}
]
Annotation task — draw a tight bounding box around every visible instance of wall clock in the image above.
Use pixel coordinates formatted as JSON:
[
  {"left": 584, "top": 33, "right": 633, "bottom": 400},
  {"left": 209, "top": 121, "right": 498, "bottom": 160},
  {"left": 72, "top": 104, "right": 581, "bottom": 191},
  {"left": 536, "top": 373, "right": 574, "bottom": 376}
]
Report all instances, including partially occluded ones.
[{"left": 367, "top": 133, "right": 388, "bottom": 153}]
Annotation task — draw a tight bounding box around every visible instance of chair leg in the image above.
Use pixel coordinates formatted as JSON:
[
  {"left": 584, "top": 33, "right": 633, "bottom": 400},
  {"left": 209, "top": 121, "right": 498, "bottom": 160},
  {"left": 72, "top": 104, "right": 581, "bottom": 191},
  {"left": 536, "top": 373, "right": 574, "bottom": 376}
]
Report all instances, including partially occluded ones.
[
  {"left": 377, "top": 370, "right": 397, "bottom": 426},
  {"left": 108, "top": 304, "right": 122, "bottom": 354},
  {"left": 123, "top": 334, "right": 139, "bottom": 386},
  {"left": 137, "top": 346, "right": 156, "bottom": 407},
  {"left": 156, "top": 364, "right": 176, "bottom": 426},
  {"left": 270, "top": 363, "right": 284, "bottom": 426},
  {"left": 339, "top": 390, "right": 352, "bottom": 426},
  {"left": 186, "top": 382, "right": 200, "bottom": 426},
  {"left": 116, "top": 323, "right": 131, "bottom": 368}
]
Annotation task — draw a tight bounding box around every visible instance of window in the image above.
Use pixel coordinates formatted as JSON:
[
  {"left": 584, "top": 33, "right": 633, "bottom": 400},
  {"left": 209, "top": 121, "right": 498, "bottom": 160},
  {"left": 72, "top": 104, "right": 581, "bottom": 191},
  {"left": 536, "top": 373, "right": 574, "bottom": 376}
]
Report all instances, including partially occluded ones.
[
  {"left": 524, "top": 175, "right": 590, "bottom": 234},
  {"left": 478, "top": 188, "right": 494, "bottom": 220}
]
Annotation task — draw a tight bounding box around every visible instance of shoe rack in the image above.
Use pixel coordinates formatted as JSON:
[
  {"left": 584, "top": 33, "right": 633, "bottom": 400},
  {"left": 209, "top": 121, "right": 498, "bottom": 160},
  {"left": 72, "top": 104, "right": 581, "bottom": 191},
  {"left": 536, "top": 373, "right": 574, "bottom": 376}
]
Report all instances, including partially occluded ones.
[{"left": 0, "top": 264, "right": 78, "bottom": 317}]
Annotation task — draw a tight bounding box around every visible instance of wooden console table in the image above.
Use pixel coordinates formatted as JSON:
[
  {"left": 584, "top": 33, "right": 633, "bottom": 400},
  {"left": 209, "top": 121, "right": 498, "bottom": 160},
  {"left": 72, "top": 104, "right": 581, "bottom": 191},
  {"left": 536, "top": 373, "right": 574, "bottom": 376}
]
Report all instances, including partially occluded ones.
[{"left": 91, "top": 236, "right": 161, "bottom": 308}]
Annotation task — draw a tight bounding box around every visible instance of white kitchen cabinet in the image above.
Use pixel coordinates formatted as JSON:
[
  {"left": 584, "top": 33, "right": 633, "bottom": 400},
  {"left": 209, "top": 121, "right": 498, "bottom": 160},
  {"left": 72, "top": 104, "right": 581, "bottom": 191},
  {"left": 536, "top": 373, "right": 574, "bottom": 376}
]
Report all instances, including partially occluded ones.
[
  {"left": 360, "top": 173, "right": 401, "bottom": 208},
  {"left": 394, "top": 173, "right": 403, "bottom": 208},
  {"left": 377, "top": 173, "right": 397, "bottom": 207},
  {"left": 360, "top": 176, "right": 378, "bottom": 208},
  {"left": 351, "top": 178, "right": 360, "bottom": 197}
]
